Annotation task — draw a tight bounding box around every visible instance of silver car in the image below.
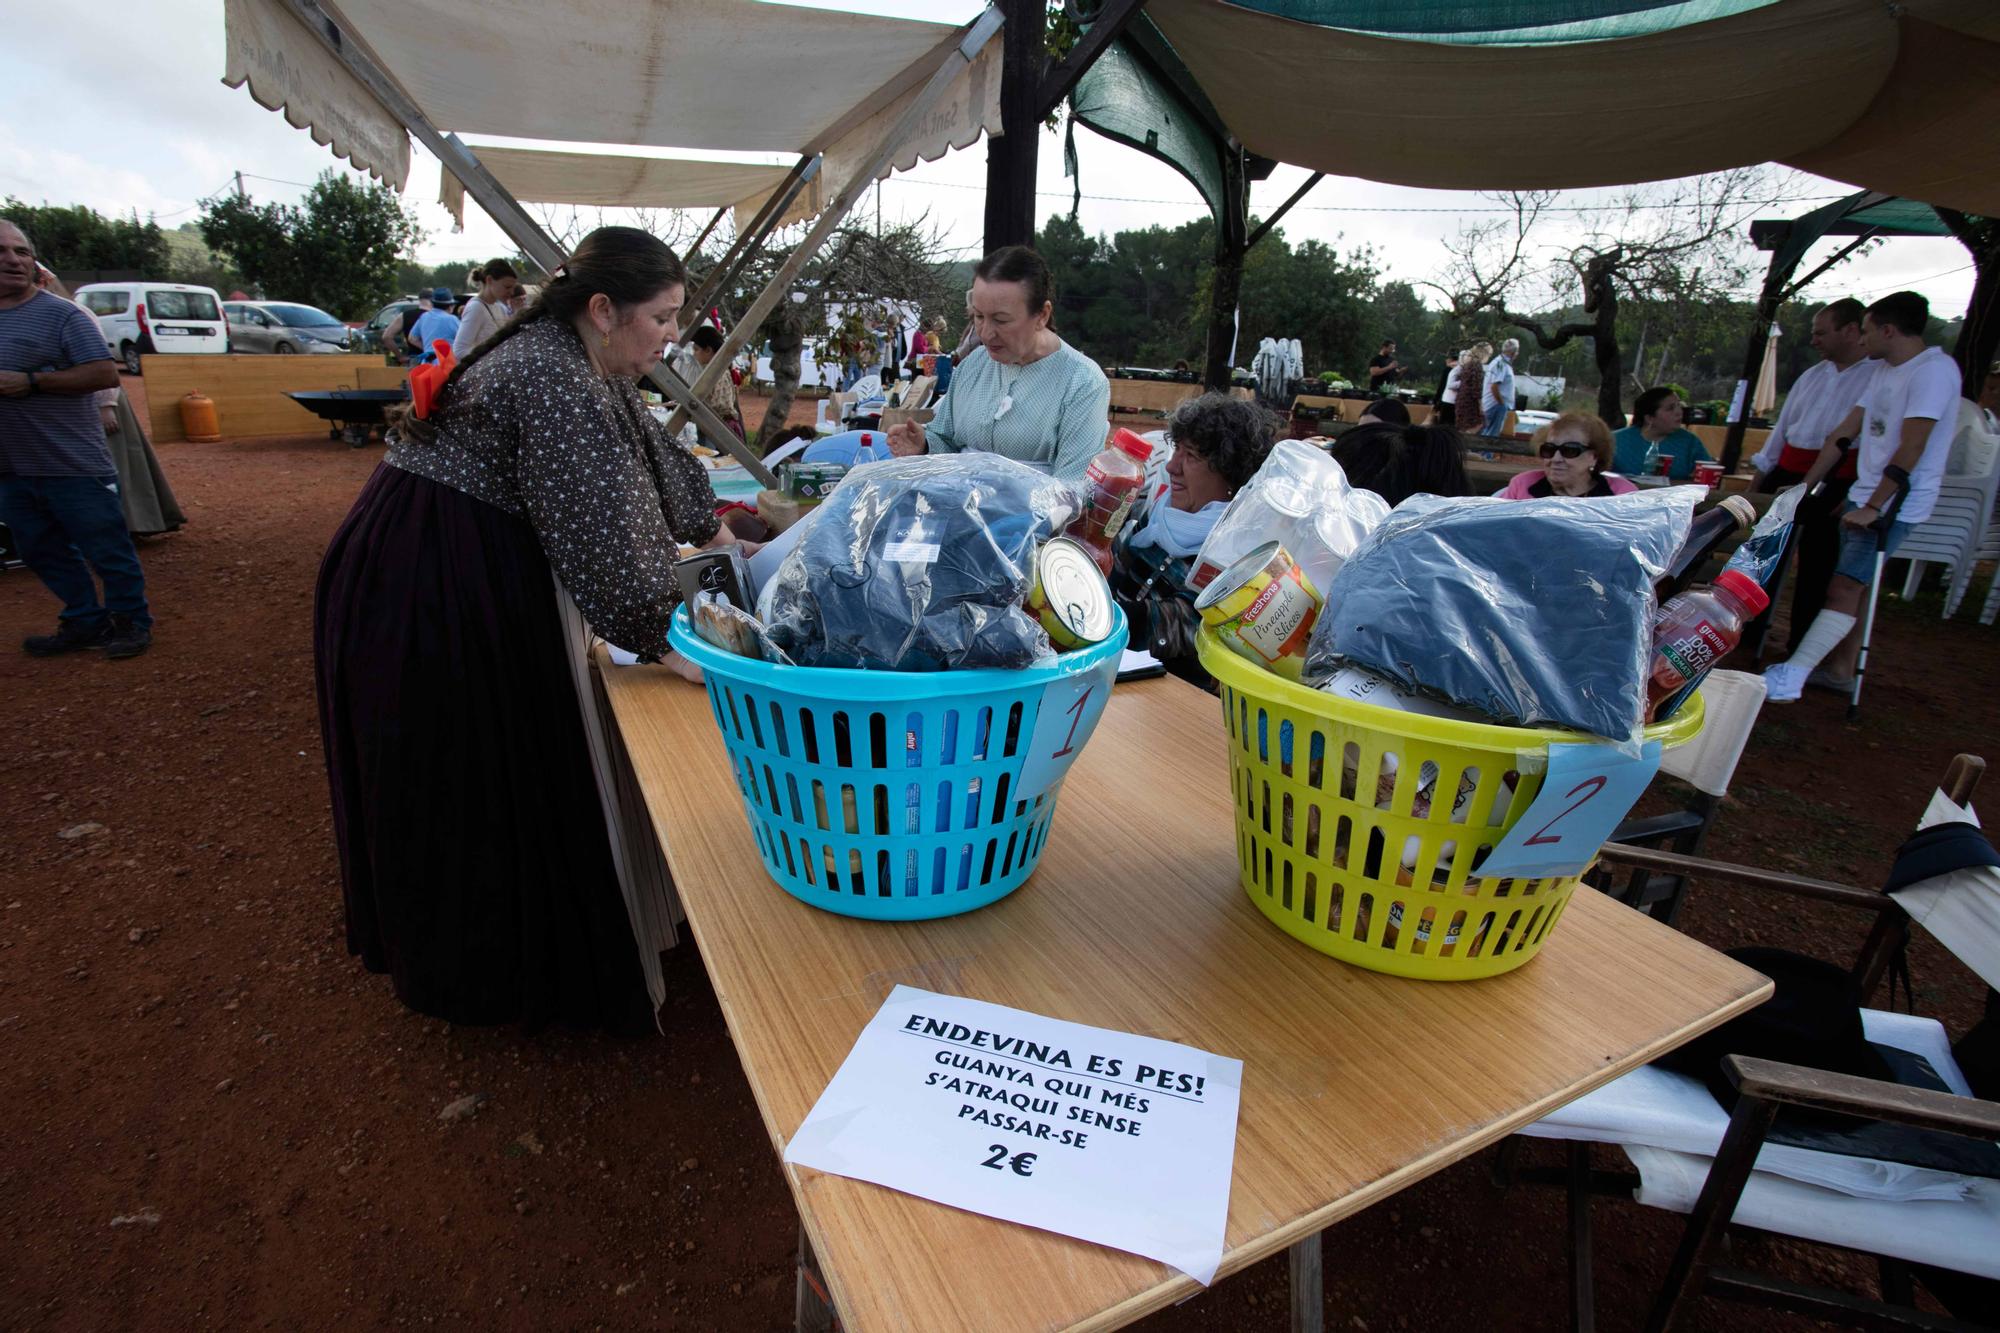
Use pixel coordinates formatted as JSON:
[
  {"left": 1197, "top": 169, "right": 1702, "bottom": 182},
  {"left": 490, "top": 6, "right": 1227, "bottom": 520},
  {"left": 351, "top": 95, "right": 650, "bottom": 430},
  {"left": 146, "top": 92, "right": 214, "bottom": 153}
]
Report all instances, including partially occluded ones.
[{"left": 223, "top": 301, "right": 355, "bottom": 354}]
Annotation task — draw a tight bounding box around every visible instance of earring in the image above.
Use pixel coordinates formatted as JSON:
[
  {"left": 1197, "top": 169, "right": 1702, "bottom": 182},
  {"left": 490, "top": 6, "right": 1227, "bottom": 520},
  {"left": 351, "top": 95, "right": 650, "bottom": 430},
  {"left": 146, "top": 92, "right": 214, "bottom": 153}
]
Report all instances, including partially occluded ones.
[{"left": 601, "top": 331, "right": 610, "bottom": 349}]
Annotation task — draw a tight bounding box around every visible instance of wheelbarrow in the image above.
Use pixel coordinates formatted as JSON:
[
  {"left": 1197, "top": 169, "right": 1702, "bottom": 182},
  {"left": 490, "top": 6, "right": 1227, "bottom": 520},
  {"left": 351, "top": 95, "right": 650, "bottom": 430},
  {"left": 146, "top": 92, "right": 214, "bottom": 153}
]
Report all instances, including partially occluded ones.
[{"left": 286, "top": 389, "right": 410, "bottom": 447}]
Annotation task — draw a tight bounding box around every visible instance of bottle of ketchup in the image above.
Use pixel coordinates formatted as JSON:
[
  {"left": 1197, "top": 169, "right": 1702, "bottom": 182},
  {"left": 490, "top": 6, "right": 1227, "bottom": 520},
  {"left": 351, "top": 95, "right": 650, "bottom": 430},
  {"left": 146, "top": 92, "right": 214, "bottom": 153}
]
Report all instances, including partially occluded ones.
[
  {"left": 1067, "top": 428, "right": 1153, "bottom": 574},
  {"left": 1645, "top": 570, "right": 1769, "bottom": 719}
]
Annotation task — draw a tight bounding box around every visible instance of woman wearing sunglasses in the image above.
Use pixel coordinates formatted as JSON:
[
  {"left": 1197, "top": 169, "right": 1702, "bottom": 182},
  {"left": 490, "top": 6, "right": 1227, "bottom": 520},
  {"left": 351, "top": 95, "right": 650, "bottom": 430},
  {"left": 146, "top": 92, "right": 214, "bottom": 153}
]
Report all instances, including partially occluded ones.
[{"left": 1497, "top": 413, "right": 1636, "bottom": 499}]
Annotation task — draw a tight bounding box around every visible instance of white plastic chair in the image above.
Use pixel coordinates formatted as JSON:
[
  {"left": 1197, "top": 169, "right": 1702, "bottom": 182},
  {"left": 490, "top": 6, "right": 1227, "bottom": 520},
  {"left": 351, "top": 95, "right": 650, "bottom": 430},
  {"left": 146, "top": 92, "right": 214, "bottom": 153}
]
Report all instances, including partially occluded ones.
[
  {"left": 844, "top": 373, "right": 882, "bottom": 408},
  {"left": 1896, "top": 480, "right": 1998, "bottom": 615},
  {"left": 1896, "top": 403, "right": 2000, "bottom": 617},
  {"left": 1973, "top": 485, "right": 2000, "bottom": 625}
]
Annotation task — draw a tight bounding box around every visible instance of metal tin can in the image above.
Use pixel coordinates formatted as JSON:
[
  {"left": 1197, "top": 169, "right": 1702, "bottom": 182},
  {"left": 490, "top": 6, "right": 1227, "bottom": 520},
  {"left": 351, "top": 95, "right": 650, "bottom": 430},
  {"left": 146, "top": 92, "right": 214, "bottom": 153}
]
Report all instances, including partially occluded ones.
[
  {"left": 1026, "top": 538, "right": 1116, "bottom": 651},
  {"left": 1192, "top": 540, "right": 1323, "bottom": 680},
  {"left": 779, "top": 462, "right": 848, "bottom": 500}
]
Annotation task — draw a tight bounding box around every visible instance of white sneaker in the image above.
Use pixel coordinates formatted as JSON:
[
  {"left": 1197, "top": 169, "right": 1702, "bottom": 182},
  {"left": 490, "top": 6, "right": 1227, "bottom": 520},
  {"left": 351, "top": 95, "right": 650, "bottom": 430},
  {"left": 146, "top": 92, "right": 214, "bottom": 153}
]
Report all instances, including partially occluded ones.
[{"left": 1762, "top": 661, "right": 1808, "bottom": 703}]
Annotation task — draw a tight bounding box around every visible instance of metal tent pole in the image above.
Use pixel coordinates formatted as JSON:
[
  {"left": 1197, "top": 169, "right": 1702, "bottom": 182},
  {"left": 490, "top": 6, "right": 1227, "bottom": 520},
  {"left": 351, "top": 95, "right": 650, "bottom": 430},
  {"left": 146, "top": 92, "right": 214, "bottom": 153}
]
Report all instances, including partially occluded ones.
[
  {"left": 274, "top": 0, "right": 776, "bottom": 486},
  {"left": 673, "top": 156, "right": 822, "bottom": 351},
  {"left": 662, "top": 7, "right": 1005, "bottom": 440}
]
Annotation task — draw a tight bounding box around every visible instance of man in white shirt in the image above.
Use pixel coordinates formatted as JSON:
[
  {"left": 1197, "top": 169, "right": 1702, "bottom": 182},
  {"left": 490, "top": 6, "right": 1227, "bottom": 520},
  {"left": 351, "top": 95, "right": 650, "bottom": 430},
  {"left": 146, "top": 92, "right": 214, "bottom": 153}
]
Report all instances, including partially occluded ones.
[
  {"left": 1748, "top": 298, "right": 1879, "bottom": 659},
  {"left": 1764, "top": 291, "right": 1961, "bottom": 702},
  {"left": 1483, "top": 338, "right": 1518, "bottom": 437}
]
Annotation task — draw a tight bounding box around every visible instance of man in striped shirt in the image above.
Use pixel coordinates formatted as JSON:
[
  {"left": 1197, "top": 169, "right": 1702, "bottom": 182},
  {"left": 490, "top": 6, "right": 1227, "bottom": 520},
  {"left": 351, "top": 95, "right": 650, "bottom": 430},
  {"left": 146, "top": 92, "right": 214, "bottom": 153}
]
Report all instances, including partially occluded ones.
[{"left": 0, "top": 219, "right": 153, "bottom": 658}]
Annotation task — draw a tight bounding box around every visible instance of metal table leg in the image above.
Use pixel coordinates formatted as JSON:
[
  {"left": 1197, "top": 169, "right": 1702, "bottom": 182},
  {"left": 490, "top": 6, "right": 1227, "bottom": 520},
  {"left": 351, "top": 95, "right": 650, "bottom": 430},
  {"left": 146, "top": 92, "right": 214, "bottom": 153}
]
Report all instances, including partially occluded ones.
[
  {"left": 795, "top": 1224, "right": 836, "bottom": 1333},
  {"left": 1290, "top": 1230, "right": 1324, "bottom": 1333}
]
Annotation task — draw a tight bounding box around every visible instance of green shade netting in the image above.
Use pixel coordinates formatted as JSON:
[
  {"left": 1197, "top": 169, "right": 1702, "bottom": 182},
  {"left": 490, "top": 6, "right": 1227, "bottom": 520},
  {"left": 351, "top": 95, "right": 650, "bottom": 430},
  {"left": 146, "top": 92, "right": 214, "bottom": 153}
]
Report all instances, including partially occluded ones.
[
  {"left": 1222, "top": 0, "right": 1784, "bottom": 44},
  {"left": 1845, "top": 197, "right": 1956, "bottom": 236},
  {"left": 1765, "top": 192, "right": 1955, "bottom": 282},
  {"left": 1068, "top": 33, "right": 1228, "bottom": 217}
]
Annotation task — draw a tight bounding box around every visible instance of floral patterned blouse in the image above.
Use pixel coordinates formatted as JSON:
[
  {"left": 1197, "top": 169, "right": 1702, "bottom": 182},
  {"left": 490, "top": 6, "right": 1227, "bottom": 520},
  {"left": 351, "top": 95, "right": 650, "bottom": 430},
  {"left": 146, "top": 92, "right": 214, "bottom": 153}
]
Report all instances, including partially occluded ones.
[{"left": 385, "top": 316, "right": 721, "bottom": 659}]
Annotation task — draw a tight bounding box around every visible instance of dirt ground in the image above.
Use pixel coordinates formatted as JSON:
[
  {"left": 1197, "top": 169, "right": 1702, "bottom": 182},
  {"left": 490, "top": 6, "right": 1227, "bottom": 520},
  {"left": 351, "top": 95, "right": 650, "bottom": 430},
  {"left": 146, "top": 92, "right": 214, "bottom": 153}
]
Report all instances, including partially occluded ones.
[{"left": 3, "top": 381, "right": 1996, "bottom": 1331}]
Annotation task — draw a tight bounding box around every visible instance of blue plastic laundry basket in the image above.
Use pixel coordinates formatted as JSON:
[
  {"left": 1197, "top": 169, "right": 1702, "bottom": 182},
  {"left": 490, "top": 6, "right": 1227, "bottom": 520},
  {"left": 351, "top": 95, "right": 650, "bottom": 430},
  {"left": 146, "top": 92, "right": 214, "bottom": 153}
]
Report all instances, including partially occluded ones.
[{"left": 668, "top": 607, "right": 1129, "bottom": 920}]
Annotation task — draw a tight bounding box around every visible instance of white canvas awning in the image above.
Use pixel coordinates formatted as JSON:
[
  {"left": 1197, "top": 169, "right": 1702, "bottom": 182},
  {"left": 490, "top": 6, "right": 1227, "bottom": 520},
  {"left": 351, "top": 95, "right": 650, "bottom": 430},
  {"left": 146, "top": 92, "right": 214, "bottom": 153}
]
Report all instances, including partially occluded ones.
[
  {"left": 1144, "top": 0, "right": 2000, "bottom": 217},
  {"left": 318, "top": 0, "right": 966, "bottom": 152},
  {"left": 437, "top": 148, "right": 823, "bottom": 233},
  {"left": 228, "top": 0, "right": 1000, "bottom": 225},
  {"left": 221, "top": 0, "right": 410, "bottom": 188}
]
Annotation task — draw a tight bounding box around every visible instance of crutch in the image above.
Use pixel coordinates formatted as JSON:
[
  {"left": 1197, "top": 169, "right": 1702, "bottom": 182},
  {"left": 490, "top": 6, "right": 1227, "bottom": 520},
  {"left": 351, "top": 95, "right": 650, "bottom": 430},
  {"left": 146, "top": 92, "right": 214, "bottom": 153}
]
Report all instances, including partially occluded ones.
[{"left": 1847, "top": 470, "right": 1910, "bottom": 723}]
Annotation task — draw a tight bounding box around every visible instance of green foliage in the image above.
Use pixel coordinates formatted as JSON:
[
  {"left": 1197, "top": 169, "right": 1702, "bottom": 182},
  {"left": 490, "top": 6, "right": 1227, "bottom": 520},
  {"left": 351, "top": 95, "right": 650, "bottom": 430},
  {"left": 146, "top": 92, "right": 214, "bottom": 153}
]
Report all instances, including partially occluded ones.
[
  {"left": 1, "top": 197, "right": 170, "bottom": 276},
  {"left": 1037, "top": 213, "right": 1382, "bottom": 377},
  {"left": 198, "top": 170, "right": 423, "bottom": 319},
  {"left": 198, "top": 195, "right": 301, "bottom": 298}
]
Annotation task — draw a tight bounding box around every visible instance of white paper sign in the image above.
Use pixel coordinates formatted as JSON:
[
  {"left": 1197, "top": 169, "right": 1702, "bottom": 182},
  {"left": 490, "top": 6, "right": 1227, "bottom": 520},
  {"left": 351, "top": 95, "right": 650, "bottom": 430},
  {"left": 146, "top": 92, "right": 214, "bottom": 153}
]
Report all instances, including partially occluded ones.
[
  {"left": 1478, "top": 739, "right": 1663, "bottom": 880},
  {"left": 783, "top": 986, "right": 1243, "bottom": 1284},
  {"left": 1014, "top": 659, "right": 1119, "bottom": 799}
]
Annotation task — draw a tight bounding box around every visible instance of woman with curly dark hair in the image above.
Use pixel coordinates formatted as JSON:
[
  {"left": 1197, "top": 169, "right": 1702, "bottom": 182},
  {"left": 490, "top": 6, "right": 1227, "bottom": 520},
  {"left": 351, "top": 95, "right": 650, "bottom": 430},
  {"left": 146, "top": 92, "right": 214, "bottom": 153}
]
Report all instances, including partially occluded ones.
[{"left": 1110, "top": 392, "right": 1278, "bottom": 689}]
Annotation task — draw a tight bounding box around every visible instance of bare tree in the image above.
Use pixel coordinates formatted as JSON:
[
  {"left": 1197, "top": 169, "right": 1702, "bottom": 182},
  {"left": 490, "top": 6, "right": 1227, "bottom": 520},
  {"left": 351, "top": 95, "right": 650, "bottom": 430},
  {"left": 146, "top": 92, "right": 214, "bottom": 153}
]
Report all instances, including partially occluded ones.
[
  {"left": 718, "top": 216, "right": 964, "bottom": 453},
  {"left": 1420, "top": 190, "right": 1556, "bottom": 321},
  {"left": 1426, "top": 171, "right": 1779, "bottom": 426},
  {"left": 531, "top": 204, "right": 707, "bottom": 257}
]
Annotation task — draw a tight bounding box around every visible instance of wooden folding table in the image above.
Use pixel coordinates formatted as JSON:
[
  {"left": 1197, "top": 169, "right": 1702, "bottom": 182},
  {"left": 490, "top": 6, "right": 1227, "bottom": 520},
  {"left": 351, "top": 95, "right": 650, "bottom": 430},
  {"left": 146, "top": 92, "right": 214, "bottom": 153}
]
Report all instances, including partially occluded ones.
[{"left": 598, "top": 662, "right": 1769, "bottom": 1332}]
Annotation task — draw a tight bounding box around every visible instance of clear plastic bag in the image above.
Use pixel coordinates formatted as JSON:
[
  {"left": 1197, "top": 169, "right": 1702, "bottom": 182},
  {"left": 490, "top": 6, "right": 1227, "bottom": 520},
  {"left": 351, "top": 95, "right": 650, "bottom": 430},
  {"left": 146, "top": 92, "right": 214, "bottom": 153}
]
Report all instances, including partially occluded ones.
[
  {"left": 690, "top": 589, "right": 793, "bottom": 665},
  {"left": 1722, "top": 483, "right": 1805, "bottom": 590},
  {"left": 759, "top": 453, "right": 1080, "bottom": 670},
  {"left": 1191, "top": 439, "right": 1389, "bottom": 593},
  {"left": 1303, "top": 488, "right": 1699, "bottom": 748}
]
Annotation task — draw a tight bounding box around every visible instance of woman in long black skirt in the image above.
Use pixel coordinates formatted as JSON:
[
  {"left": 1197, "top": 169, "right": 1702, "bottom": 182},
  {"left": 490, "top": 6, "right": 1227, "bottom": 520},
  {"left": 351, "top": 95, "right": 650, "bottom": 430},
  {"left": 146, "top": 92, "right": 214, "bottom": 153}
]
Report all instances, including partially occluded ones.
[{"left": 315, "top": 227, "right": 734, "bottom": 1033}]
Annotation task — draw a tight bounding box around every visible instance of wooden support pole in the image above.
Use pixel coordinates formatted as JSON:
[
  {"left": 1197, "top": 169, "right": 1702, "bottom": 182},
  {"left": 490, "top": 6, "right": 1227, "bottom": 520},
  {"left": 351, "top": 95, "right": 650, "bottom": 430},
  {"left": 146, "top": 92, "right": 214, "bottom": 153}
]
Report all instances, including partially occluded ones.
[{"left": 983, "top": 0, "right": 1044, "bottom": 252}]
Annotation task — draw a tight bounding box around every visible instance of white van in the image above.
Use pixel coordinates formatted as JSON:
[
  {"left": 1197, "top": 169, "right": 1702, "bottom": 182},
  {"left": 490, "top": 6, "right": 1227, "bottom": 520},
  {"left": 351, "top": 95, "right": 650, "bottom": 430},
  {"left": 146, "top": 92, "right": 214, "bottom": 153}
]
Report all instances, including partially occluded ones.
[{"left": 73, "top": 281, "right": 230, "bottom": 375}]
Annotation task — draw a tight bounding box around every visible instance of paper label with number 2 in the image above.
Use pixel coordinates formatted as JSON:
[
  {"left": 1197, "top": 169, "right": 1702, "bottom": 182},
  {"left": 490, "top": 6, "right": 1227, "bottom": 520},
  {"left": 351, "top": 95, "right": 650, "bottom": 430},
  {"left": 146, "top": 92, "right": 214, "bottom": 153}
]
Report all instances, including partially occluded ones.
[
  {"left": 1014, "top": 662, "right": 1119, "bottom": 800},
  {"left": 1477, "top": 740, "right": 1662, "bottom": 881}
]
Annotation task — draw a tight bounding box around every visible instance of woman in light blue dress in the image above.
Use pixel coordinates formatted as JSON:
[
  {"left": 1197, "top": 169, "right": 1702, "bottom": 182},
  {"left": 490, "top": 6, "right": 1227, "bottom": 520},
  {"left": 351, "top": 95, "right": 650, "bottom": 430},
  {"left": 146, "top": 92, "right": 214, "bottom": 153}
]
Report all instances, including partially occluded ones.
[{"left": 885, "top": 247, "right": 1110, "bottom": 481}]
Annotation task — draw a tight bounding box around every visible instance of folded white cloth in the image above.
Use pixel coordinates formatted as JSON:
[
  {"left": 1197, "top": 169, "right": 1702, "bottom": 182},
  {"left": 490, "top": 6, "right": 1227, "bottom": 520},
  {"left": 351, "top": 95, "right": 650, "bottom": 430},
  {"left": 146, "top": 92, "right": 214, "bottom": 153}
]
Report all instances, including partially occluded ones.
[
  {"left": 1626, "top": 1145, "right": 2000, "bottom": 1280},
  {"left": 1521, "top": 1010, "right": 1977, "bottom": 1202}
]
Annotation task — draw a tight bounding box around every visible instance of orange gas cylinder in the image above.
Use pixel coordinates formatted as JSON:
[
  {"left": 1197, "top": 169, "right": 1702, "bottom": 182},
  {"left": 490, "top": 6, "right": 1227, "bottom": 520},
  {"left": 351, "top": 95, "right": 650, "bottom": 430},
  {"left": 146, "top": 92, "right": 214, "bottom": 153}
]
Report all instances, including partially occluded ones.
[{"left": 179, "top": 391, "right": 221, "bottom": 443}]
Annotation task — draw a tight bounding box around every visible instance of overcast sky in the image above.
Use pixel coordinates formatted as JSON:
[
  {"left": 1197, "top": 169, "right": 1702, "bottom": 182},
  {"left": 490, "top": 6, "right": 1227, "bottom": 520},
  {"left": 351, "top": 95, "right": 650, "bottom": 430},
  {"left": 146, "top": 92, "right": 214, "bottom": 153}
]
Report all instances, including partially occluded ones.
[{"left": 6, "top": 0, "right": 1978, "bottom": 328}]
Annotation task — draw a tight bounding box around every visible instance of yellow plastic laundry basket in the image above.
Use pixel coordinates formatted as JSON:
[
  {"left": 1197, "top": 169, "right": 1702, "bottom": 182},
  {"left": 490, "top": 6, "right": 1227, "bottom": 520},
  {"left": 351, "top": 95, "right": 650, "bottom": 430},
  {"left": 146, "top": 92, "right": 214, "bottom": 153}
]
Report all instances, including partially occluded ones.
[{"left": 1196, "top": 629, "right": 1705, "bottom": 980}]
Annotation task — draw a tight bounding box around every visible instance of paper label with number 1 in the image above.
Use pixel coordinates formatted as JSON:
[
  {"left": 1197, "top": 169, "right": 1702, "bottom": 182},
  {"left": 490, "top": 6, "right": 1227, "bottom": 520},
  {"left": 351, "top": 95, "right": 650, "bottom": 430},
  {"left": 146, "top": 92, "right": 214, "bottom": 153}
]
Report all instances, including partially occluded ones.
[
  {"left": 1014, "top": 660, "right": 1119, "bottom": 799},
  {"left": 1477, "top": 739, "right": 1662, "bottom": 881}
]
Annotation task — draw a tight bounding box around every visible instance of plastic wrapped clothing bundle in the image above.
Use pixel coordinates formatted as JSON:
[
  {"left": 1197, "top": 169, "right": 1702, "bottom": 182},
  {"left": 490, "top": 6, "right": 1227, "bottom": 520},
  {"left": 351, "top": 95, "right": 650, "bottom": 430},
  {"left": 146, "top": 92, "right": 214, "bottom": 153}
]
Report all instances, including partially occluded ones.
[
  {"left": 1303, "top": 488, "right": 1699, "bottom": 747},
  {"left": 1193, "top": 439, "right": 1390, "bottom": 593},
  {"left": 759, "top": 453, "right": 1081, "bottom": 670}
]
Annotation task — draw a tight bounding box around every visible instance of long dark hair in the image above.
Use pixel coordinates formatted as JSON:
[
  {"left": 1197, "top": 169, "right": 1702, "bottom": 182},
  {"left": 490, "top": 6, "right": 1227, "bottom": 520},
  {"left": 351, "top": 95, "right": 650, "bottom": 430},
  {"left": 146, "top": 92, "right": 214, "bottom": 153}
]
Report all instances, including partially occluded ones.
[
  {"left": 1332, "top": 422, "right": 1473, "bottom": 506},
  {"left": 389, "top": 226, "right": 686, "bottom": 444}
]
